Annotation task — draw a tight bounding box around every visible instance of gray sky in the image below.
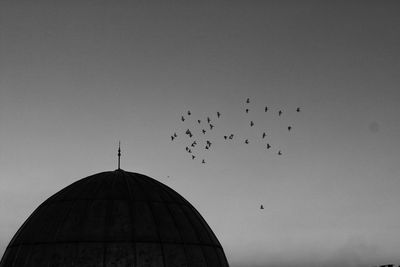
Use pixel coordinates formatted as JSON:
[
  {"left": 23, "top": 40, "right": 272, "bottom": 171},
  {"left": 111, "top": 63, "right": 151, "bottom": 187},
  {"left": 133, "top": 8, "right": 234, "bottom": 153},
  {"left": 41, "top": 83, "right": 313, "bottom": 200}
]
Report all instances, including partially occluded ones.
[{"left": 1, "top": 1, "right": 400, "bottom": 266}]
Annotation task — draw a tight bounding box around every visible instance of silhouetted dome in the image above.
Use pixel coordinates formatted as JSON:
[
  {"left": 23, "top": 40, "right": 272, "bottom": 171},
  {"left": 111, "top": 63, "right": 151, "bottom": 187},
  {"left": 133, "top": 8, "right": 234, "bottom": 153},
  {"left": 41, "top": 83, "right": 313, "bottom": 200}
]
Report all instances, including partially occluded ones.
[{"left": 0, "top": 170, "right": 229, "bottom": 266}]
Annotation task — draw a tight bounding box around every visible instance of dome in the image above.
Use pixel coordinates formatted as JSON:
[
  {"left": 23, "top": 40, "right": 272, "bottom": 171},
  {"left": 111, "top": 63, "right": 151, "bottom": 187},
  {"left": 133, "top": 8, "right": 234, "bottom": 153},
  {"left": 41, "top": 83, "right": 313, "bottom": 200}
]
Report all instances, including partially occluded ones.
[{"left": 0, "top": 170, "right": 229, "bottom": 266}]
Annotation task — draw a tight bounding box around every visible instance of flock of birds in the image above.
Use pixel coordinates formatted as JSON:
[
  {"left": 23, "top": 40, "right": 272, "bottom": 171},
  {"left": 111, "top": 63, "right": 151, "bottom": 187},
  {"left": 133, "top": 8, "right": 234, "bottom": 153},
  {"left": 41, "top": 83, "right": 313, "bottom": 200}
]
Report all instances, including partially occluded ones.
[
  {"left": 170, "top": 97, "right": 301, "bottom": 165},
  {"left": 170, "top": 97, "right": 302, "bottom": 210}
]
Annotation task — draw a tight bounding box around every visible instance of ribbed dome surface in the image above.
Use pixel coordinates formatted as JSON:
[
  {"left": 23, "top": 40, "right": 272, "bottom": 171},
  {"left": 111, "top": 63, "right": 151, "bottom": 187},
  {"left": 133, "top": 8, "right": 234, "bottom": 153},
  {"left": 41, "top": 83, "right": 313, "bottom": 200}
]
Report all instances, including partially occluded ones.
[{"left": 0, "top": 170, "right": 229, "bottom": 267}]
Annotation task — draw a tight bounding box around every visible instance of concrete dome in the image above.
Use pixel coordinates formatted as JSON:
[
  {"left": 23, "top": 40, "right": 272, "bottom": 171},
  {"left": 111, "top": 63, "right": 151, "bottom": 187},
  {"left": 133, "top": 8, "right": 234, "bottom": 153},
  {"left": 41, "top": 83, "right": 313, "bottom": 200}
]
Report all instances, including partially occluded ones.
[{"left": 0, "top": 170, "right": 229, "bottom": 266}]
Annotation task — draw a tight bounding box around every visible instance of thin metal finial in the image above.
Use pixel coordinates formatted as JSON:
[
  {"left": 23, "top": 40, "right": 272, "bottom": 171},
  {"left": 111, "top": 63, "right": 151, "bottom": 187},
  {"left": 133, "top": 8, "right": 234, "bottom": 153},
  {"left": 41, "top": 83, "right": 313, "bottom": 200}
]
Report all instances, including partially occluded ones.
[{"left": 118, "top": 141, "right": 121, "bottom": 170}]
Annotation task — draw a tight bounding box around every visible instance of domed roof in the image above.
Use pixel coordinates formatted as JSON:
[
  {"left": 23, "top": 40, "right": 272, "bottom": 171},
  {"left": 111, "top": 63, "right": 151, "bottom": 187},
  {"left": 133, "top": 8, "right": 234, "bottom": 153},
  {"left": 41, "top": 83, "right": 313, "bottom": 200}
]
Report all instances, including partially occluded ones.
[{"left": 0, "top": 170, "right": 229, "bottom": 266}]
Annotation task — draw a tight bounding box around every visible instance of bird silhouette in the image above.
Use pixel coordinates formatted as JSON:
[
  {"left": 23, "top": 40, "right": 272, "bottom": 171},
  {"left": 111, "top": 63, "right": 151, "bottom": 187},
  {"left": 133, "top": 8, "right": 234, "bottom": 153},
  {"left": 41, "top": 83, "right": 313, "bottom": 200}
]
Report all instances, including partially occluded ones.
[
  {"left": 229, "top": 134, "right": 234, "bottom": 139},
  {"left": 197, "top": 119, "right": 201, "bottom": 124},
  {"left": 245, "top": 139, "right": 249, "bottom": 144},
  {"left": 188, "top": 110, "right": 191, "bottom": 116},
  {"left": 224, "top": 135, "right": 228, "bottom": 140},
  {"left": 202, "top": 159, "right": 206, "bottom": 164},
  {"left": 262, "top": 132, "right": 266, "bottom": 139},
  {"left": 288, "top": 126, "right": 292, "bottom": 131},
  {"left": 217, "top": 112, "right": 221, "bottom": 118},
  {"left": 209, "top": 124, "right": 214, "bottom": 130},
  {"left": 188, "top": 148, "right": 192, "bottom": 153},
  {"left": 266, "top": 143, "right": 271, "bottom": 149},
  {"left": 250, "top": 121, "right": 254, "bottom": 127},
  {"left": 202, "top": 129, "right": 206, "bottom": 134},
  {"left": 174, "top": 132, "right": 177, "bottom": 138},
  {"left": 246, "top": 108, "right": 249, "bottom": 113},
  {"left": 278, "top": 150, "right": 282, "bottom": 155},
  {"left": 192, "top": 155, "right": 196, "bottom": 160},
  {"left": 205, "top": 145, "right": 209, "bottom": 150},
  {"left": 278, "top": 110, "right": 282, "bottom": 116},
  {"left": 207, "top": 117, "right": 211, "bottom": 123},
  {"left": 181, "top": 116, "right": 185, "bottom": 122},
  {"left": 296, "top": 107, "right": 301, "bottom": 112},
  {"left": 185, "top": 146, "right": 189, "bottom": 152},
  {"left": 206, "top": 140, "right": 212, "bottom": 147},
  {"left": 265, "top": 106, "right": 268, "bottom": 112},
  {"left": 260, "top": 205, "right": 264, "bottom": 210},
  {"left": 246, "top": 98, "right": 250, "bottom": 103},
  {"left": 171, "top": 135, "right": 175, "bottom": 141}
]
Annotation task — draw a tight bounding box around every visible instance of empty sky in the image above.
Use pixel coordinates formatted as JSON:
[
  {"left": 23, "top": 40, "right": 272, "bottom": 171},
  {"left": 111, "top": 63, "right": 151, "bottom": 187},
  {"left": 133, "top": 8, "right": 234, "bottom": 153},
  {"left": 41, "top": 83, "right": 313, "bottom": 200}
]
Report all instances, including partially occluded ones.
[{"left": 1, "top": 1, "right": 400, "bottom": 266}]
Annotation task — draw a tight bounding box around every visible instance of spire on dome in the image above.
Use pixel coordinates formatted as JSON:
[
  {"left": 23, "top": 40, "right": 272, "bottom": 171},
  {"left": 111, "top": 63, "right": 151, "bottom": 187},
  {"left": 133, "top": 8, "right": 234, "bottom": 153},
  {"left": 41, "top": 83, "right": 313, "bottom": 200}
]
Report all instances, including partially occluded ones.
[{"left": 117, "top": 141, "right": 121, "bottom": 170}]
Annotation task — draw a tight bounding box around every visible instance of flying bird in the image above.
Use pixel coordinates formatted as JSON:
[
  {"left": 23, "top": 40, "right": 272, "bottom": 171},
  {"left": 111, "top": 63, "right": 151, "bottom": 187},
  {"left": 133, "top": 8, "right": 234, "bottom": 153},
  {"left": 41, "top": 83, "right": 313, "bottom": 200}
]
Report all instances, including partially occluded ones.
[
  {"left": 265, "top": 106, "right": 268, "bottom": 112},
  {"left": 202, "top": 159, "right": 206, "bottom": 164},
  {"left": 171, "top": 135, "right": 175, "bottom": 141},
  {"left": 202, "top": 129, "right": 206, "bottom": 134},
  {"left": 260, "top": 205, "right": 264, "bottom": 210},
  {"left": 209, "top": 124, "right": 214, "bottom": 130},
  {"left": 217, "top": 112, "right": 221, "bottom": 118},
  {"left": 246, "top": 98, "right": 250, "bottom": 103},
  {"left": 188, "top": 110, "right": 191, "bottom": 116},
  {"left": 198, "top": 119, "right": 201, "bottom": 124},
  {"left": 245, "top": 139, "right": 249, "bottom": 144},
  {"left": 277, "top": 150, "right": 282, "bottom": 155},
  {"left": 181, "top": 116, "right": 185, "bottom": 122},
  {"left": 174, "top": 132, "right": 177, "bottom": 138},
  {"left": 246, "top": 108, "right": 249, "bottom": 113},
  {"left": 229, "top": 134, "right": 234, "bottom": 139},
  {"left": 266, "top": 143, "right": 271, "bottom": 149},
  {"left": 250, "top": 121, "right": 254, "bottom": 127},
  {"left": 224, "top": 135, "right": 228, "bottom": 140},
  {"left": 262, "top": 132, "right": 266, "bottom": 139},
  {"left": 207, "top": 117, "right": 211, "bottom": 123},
  {"left": 206, "top": 140, "right": 212, "bottom": 147},
  {"left": 288, "top": 126, "right": 292, "bottom": 131},
  {"left": 278, "top": 110, "right": 282, "bottom": 116},
  {"left": 192, "top": 155, "right": 196, "bottom": 160},
  {"left": 296, "top": 107, "right": 301, "bottom": 112}
]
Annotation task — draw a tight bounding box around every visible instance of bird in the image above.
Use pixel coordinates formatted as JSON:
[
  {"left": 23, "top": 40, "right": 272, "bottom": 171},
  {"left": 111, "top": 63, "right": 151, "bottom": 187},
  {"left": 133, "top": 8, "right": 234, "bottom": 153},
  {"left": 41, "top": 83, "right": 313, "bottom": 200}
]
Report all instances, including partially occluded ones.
[
  {"left": 246, "top": 98, "right": 250, "bottom": 103},
  {"left": 229, "top": 134, "right": 234, "bottom": 139},
  {"left": 192, "top": 155, "right": 196, "bottom": 160},
  {"left": 174, "top": 132, "right": 177, "bottom": 138},
  {"left": 260, "top": 205, "right": 264, "bottom": 210},
  {"left": 262, "top": 132, "right": 266, "bottom": 139},
  {"left": 205, "top": 145, "right": 209, "bottom": 150},
  {"left": 202, "top": 159, "right": 206, "bottom": 164},
  {"left": 188, "top": 110, "right": 191, "bottom": 116},
  {"left": 188, "top": 149, "right": 192, "bottom": 153},
  {"left": 265, "top": 106, "right": 268, "bottom": 112},
  {"left": 296, "top": 107, "right": 301, "bottom": 112},
  {"left": 277, "top": 150, "right": 282, "bottom": 155},
  {"left": 181, "top": 116, "right": 185, "bottom": 122},
  {"left": 185, "top": 146, "right": 189, "bottom": 152},
  {"left": 202, "top": 129, "right": 206, "bottom": 134},
  {"left": 209, "top": 124, "right": 214, "bottom": 130},
  {"left": 245, "top": 139, "right": 249, "bottom": 144},
  {"left": 171, "top": 135, "right": 175, "bottom": 141},
  {"left": 217, "top": 111, "right": 221, "bottom": 118},
  {"left": 207, "top": 117, "right": 211, "bottom": 123},
  {"left": 288, "top": 126, "right": 292, "bottom": 131},
  {"left": 206, "top": 140, "right": 212, "bottom": 147},
  {"left": 224, "top": 135, "right": 228, "bottom": 140},
  {"left": 197, "top": 119, "right": 201, "bottom": 124},
  {"left": 246, "top": 108, "right": 249, "bottom": 113},
  {"left": 186, "top": 129, "right": 193, "bottom": 138},
  {"left": 266, "top": 143, "right": 271, "bottom": 149},
  {"left": 278, "top": 110, "right": 282, "bottom": 116},
  {"left": 250, "top": 121, "right": 254, "bottom": 127}
]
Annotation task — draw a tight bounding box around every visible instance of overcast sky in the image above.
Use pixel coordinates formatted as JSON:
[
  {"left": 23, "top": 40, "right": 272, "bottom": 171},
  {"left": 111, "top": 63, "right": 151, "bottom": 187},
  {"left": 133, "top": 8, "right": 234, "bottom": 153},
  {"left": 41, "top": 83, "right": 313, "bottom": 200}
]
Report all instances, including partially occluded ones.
[{"left": 1, "top": 1, "right": 400, "bottom": 266}]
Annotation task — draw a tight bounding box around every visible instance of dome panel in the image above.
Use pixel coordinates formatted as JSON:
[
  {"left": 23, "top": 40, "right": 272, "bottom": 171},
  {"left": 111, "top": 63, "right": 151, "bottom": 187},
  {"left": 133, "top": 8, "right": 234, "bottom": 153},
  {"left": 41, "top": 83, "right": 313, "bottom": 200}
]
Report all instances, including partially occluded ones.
[
  {"left": 151, "top": 202, "right": 181, "bottom": 243},
  {"left": 0, "top": 170, "right": 229, "bottom": 267}
]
